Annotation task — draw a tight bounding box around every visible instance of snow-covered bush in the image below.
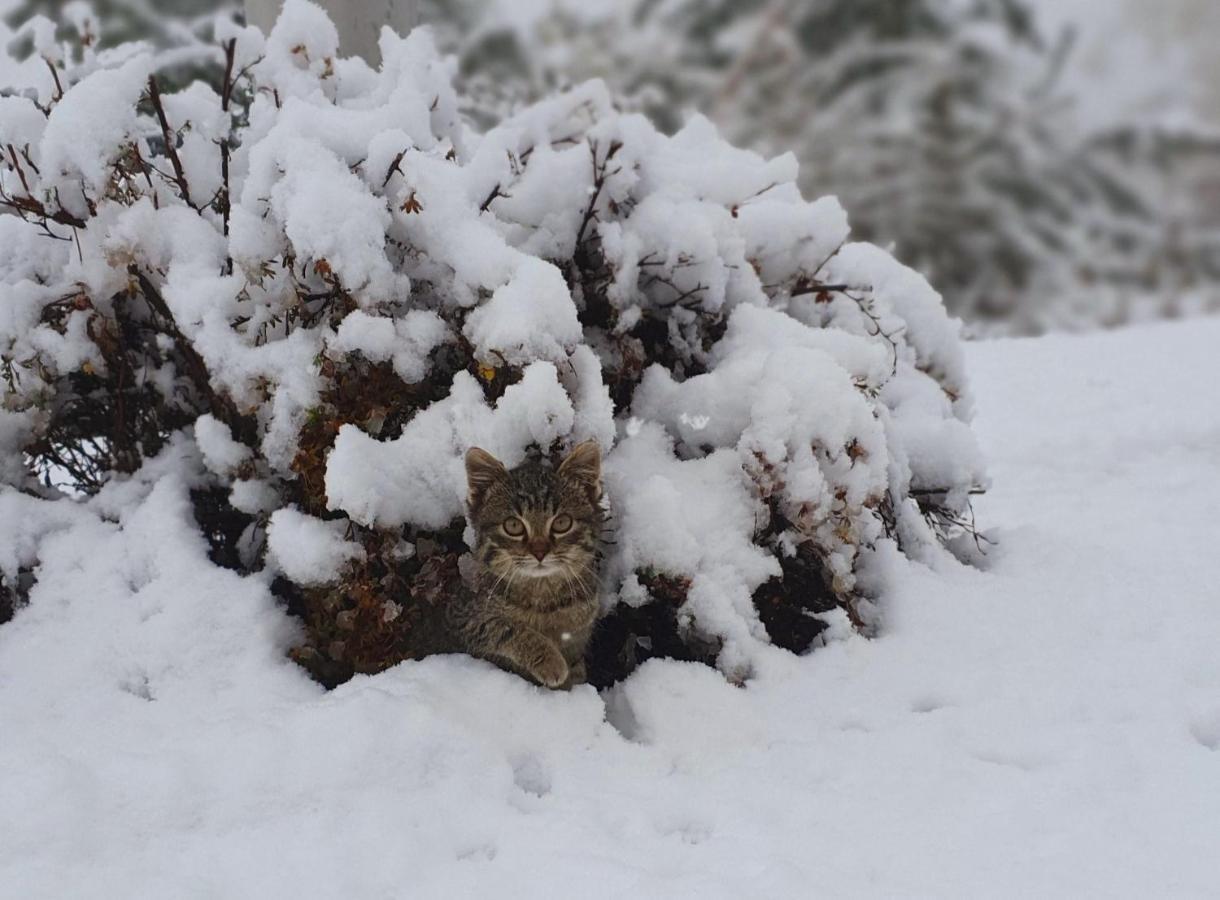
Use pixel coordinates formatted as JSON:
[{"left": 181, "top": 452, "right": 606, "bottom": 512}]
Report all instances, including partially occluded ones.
[{"left": 0, "top": 1, "right": 986, "bottom": 686}]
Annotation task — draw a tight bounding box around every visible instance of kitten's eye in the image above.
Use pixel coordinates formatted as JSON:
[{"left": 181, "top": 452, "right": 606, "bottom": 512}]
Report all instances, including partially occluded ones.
[
  {"left": 502, "top": 517, "right": 525, "bottom": 537},
  {"left": 551, "top": 513, "right": 573, "bottom": 535}
]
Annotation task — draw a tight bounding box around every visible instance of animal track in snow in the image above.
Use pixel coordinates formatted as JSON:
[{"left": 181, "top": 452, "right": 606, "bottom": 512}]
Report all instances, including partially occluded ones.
[
  {"left": 118, "top": 670, "right": 154, "bottom": 701},
  {"left": 1189, "top": 713, "right": 1220, "bottom": 751},
  {"left": 910, "top": 694, "right": 955, "bottom": 714},
  {"left": 511, "top": 754, "right": 552, "bottom": 797}
]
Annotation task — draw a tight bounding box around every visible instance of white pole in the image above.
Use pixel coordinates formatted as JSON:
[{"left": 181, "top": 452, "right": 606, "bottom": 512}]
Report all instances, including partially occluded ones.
[{"left": 245, "top": 0, "right": 420, "bottom": 66}]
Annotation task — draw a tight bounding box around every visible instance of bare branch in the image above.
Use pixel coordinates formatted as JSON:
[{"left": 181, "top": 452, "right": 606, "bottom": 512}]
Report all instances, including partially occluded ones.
[
  {"left": 382, "top": 147, "right": 410, "bottom": 188},
  {"left": 130, "top": 267, "right": 256, "bottom": 445},
  {"left": 147, "top": 75, "right": 199, "bottom": 211},
  {"left": 43, "top": 57, "right": 64, "bottom": 103}
]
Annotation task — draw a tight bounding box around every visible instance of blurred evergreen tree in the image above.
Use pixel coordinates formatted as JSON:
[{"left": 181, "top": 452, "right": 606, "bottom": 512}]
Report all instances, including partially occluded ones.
[
  {"left": 6, "top": 0, "right": 236, "bottom": 47},
  {"left": 428, "top": 0, "right": 1184, "bottom": 328}
]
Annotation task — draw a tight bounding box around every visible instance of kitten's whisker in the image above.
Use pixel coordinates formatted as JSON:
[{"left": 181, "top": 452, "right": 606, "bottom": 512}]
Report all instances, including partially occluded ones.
[
  {"left": 493, "top": 556, "right": 523, "bottom": 598},
  {"left": 488, "top": 565, "right": 511, "bottom": 597},
  {"left": 561, "top": 569, "right": 581, "bottom": 602},
  {"left": 564, "top": 566, "right": 593, "bottom": 602}
]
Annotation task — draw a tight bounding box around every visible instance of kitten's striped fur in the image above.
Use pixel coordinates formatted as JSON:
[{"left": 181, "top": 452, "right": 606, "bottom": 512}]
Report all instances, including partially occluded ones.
[{"left": 445, "top": 441, "right": 603, "bottom": 688}]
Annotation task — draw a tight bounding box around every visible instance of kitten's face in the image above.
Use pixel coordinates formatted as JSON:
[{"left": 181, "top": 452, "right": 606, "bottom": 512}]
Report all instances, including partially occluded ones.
[{"left": 466, "top": 442, "right": 602, "bottom": 584}]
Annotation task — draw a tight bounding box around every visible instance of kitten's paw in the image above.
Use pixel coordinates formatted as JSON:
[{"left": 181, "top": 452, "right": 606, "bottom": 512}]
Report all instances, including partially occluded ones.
[
  {"left": 566, "top": 660, "right": 587, "bottom": 687},
  {"left": 529, "top": 651, "right": 570, "bottom": 689}
]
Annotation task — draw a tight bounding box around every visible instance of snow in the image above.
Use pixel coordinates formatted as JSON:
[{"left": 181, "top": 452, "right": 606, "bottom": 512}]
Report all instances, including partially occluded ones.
[
  {"left": 162, "top": 82, "right": 228, "bottom": 207},
  {"left": 325, "top": 363, "right": 582, "bottom": 530},
  {"left": 234, "top": 132, "right": 404, "bottom": 303},
  {"left": 462, "top": 256, "right": 582, "bottom": 366},
  {"left": 266, "top": 507, "right": 365, "bottom": 585},
  {"left": 605, "top": 423, "right": 778, "bottom": 673},
  {"left": 39, "top": 55, "right": 153, "bottom": 207},
  {"left": 193, "top": 413, "right": 253, "bottom": 477},
  {"left": 4, "top": 317, "right": 1220, "bottom": 896},
  {"left": 631, "top": 303, "right": 893, "bottom": 597},
  {"left": 253, "top": 0, "right": 342, "bottom": 103},
  {"left": 331, "top": 309, "right": 450, "bottom": 382}
]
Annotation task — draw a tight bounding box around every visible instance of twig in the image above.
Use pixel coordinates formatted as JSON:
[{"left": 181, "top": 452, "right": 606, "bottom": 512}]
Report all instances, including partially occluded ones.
[
  {"left": 6, "top": 144, "right": 32, "bottom": 195},
  {"left": 126, "top": 141, "right": 159, "bottom": 198},
  {"left": 382, "top": 148, "right": 410, "bottom": 188},
  {"left": 575, "top": 139, "right": 623, "bottom": 249},
  {"left": 908, "top": 487, "right": 987, "bottom": 498},
  {"left": 219, "top": 38, "right": 237, "bottom": 111},
  {"left": 147, "top": 75, "right": 198, "bottom": 211},
  {"left": 792, "top": 283, "right": 856, "bottom": 294},
  {"left": 44, "top": 57, "right": 64, "bottom": 103},
  {"left": 479, "top": 183, "right": 506, "bottom": 212},
  {"left": 131, "top": 266, "right": 256, "bottom": 444},
  {"left": 219, "top": 140, "right": 231, "bottom": 239},
  {"left": 0, "top": 189, "right": 86, "bottom": 229},
  {"left": 811, "top": 240, "right": 846, "bottom": 279},
  {"left": 217, "top": 38, "right": 248, "bottom": 257},
  {"left": 642, "top": 270, "right": 709, "bottom": 309},
  {"left": 18, "top": 144, "right": 40, "bottom": 176},
  {"left": 794, "top": 279, "right": 903, "bottom": 376}
]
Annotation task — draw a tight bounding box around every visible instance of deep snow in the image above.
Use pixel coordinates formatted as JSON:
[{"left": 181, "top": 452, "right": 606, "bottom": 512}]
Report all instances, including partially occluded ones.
[{"left": 2, "top": 317, "right": 1220, "bottom": 898}]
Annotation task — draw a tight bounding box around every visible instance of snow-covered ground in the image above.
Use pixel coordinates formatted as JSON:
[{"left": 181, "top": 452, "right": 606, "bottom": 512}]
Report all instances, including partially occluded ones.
[{"left": 3, "top": 317, "right": 1219, "bottom": 898}]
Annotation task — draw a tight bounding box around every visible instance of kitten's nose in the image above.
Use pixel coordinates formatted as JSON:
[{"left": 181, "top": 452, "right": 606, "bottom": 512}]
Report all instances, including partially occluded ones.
[{"left": 528, "top": 540, "right": 549, "bottom": 562}]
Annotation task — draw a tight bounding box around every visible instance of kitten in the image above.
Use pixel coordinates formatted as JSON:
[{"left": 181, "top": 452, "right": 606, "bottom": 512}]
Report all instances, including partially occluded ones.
[{"left": 445, "top": 441, "right": 604, "bottom": 689}]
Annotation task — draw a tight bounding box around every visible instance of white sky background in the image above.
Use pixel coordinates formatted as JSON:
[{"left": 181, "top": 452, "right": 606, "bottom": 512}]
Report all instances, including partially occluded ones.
[{"left": 1029, "top": 0, "right": 1220, "bottom": 131}]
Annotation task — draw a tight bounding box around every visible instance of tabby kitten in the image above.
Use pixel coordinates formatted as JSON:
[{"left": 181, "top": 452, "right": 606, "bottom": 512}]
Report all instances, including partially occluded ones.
[{"left": 447, "top": 441, "right": 604, "bottom": 689}]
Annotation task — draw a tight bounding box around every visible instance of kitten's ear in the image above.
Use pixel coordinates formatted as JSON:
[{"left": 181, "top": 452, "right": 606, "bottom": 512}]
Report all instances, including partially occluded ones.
[
  {"left": 558, "top": 440, "right": 602, "bottom": 501},
  {"left": 465, "top": 447, "right": 507, "bottom": 510}
]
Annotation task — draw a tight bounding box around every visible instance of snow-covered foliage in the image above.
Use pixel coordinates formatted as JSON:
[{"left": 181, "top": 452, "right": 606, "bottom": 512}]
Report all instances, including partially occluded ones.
[{"left": 0, "top": 1, "right": 985, "bottom": 684}]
